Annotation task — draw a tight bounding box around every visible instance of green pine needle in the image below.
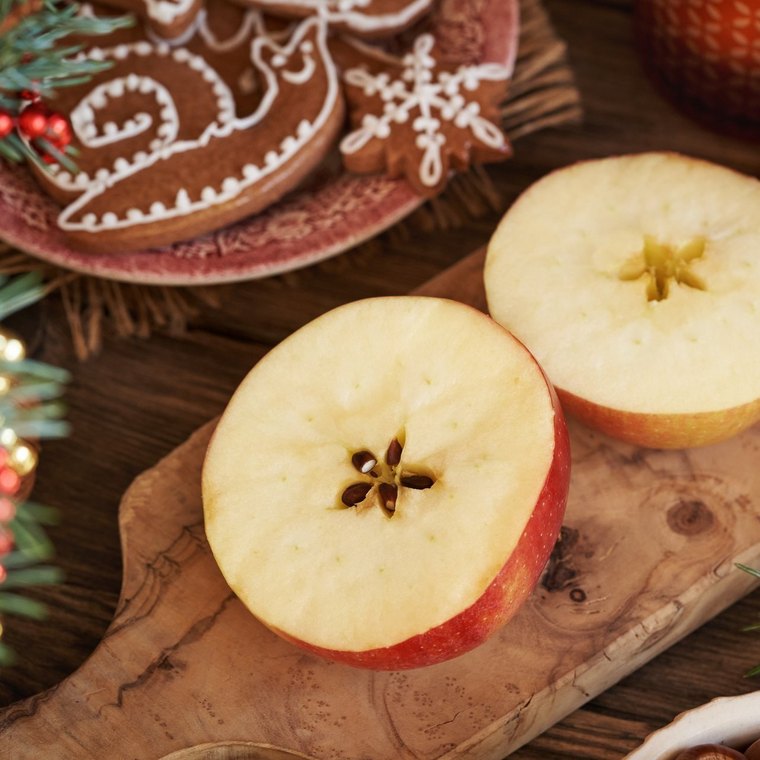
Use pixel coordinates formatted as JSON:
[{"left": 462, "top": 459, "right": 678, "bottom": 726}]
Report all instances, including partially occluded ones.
[
  {"left": 737, "top": 563, "right": 760, "bottom": 580},
  {"left": 0, "top": 592, "right": 47, "bottom": 620},
  {"left": 737, "top": 563, "right": 760, "bottom": 677},
  {"left": 0, "top": 641, "right": 16, "bottom": 667}
]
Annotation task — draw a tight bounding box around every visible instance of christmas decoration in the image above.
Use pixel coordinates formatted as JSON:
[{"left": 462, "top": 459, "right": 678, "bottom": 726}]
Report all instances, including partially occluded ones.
[
  {"left": 0, "top": 0, "right": 132, "bottom": 172},
  {"left": 0, "top": 271, "right": 70, "bottom": 667}
]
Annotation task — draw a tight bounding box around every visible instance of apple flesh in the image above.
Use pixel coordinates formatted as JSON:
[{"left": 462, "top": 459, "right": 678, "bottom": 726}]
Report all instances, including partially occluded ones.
[
  {"left": 203, "top": 296, "right": 570, "bottom": 670},
  {"left": 485, "top": 152, "right": 760, "bottom": 449}
]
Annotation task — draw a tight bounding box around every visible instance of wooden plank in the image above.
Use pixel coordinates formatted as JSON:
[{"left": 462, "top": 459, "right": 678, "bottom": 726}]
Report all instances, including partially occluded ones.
[{"left": 1, "top": 247, "right": 758, "bottom": 760}]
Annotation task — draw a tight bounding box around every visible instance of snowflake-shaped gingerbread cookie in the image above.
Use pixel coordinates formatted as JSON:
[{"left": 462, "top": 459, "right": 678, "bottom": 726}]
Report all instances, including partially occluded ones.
[{"left": 339, "top": 34, "right": 512, "bottom": 196}]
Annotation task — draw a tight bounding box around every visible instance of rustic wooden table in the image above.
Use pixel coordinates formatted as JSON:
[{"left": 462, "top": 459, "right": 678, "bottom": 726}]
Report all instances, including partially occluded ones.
[{"left": 1, "top": 0, "right": 759, "bottom": 757}]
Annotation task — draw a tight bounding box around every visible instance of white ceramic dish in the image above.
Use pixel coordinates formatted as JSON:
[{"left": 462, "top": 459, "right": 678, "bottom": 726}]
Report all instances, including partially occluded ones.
[{"left": 624, "top": 691, "right": 760, "bottom": 759}]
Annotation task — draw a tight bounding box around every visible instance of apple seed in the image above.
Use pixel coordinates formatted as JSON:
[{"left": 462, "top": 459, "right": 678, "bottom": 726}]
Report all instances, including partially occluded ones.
[
  {"left": 386, "top": 438, "right": 402, "bottom": 467},
  {"left": 378, "top": 482, "right": 398, "bottom": 514},
  {"left": 341, "top": 482, "right": 372, "bottom": 507},
  {"left": 352, "top": 450, "right": 378, "bottom": 474},
  {"left": 400, "top": 474, "right": 435, "bottom": 490}
]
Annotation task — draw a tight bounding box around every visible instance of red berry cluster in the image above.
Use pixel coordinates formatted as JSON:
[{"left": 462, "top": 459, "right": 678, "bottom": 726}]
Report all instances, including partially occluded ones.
[
  {"left": 0, "top": 91, "right": 73, "bottom": 164},
  {"left": 0, "top": 446, "right": 21, "bottom": 585}
]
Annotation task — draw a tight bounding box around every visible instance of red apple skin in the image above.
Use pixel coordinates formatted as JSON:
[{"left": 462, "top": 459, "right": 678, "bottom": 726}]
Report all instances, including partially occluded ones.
[
  {"left": 271, "top": 380, "right": 572, "bottom": 671},
  {"left": 559, "top": 388, "right": 760, "bottom": 450}
]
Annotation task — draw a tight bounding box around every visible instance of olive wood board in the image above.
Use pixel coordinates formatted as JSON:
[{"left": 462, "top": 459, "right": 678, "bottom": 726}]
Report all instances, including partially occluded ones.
[{"left": 2, "top": 247, "right": 760, "bottom": 760}]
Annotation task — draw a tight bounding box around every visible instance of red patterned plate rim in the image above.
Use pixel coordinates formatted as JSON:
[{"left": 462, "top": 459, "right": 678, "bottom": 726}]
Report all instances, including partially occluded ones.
[{"left": 0, "top": 0, "right": 518, "bottom": 286}]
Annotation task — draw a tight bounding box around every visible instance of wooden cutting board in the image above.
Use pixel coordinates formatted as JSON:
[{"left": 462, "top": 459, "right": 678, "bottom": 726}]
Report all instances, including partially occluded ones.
[{"left": 2, "top": 247, "right": 760, "bottom": 760}]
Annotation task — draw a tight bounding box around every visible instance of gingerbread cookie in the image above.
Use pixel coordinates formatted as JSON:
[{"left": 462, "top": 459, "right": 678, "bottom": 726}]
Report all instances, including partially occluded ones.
[
  {"left": 340, "top": 33, "right": 512, "bottom": 196},
  {"left": 233, "top": 0, "right": 433, "bottom": 38},
  {"left": 37, "top": 7, "right": 343, "bottom": 252}
]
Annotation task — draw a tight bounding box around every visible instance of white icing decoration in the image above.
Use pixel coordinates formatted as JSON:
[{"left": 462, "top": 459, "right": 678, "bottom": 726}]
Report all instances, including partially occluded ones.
[
  {"left": 246, "top": 0, "right": 433, "bottom": 34},
  {"left": 145, "top": 0, "right": 195, "bottom": 27},
  {"left": 280, "top": 41, "right": 316, "bottom": 85},
  {"left": 49, "top": 40, "right": 236, "bottom": 193},
  {"left": 102, "top": 212, "right": 118, "bottom": 225},
  {"left": 127, "top": 208, "right": 144, "bottom": 220},
  {"left": 58, "top": 17, "right": 340, "bottom": 233},
  {"left": 340, "top": 34, "right": 510, "bottom": 188},
  {"left": 176, "top": 189, "right": 191, "bottom": 209},
  {"left": 150, "top": 201, "right": 167, "bottom": 215}
]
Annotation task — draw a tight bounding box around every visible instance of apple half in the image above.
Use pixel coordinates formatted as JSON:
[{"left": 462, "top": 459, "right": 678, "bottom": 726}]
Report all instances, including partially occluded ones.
[
  {"left": 203, "top": 297, "right": 570, "bottom": 669},
  {"left": 485, "top": 152, "right": 760, "bottom": 449}
]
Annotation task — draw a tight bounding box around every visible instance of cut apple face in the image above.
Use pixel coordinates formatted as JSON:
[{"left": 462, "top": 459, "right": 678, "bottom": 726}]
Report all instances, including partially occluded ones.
[
  {"left": 203, "top": 296, "right": 570, "bottom": 669},
  {"left": 485, "top": 152, "right": 760, "bottom": 449}
]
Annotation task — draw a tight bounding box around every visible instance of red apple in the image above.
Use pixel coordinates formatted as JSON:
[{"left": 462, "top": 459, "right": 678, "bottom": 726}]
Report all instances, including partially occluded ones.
[
  {"left": 203, "top": 296, "right": 570, "bottom": 669},
  {"left": 485, "top": 153, "right": 760, "bottom": 449}
]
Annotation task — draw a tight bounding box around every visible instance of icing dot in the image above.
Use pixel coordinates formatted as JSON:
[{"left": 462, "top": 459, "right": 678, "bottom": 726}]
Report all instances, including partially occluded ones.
[
  {"left": 201, "top": 186, "right": 216, "bottom": 202},
  {"left": 222, "top": 177, "right": 239, "bottom": 194},
  {"left": 155, "top": 43, "right": 170, "bottom": 56},
  {"left": 301, "top": 41, "right": 314, "bottom": 54},
  {"left": 82, "top": 213, "right": 98, "bottom": 227},
  {"left": 217, "top": 96, "right": 232, "bottom": 113},
  {"left": 83, "top": 124, "right": 97, "bottom": 139},
  {"left": 202, "top": 68, "right": 217, "bottom": 83},
  {"left": 376, "top": 122, "right": 391, "bottom": 138},
  {"left": 95, "top": 168, "right": 110, "bottom": 181},
  {"left": 102, "top": 212, "right": 119, "bottom": 226},
  {"left": 75, "top": 172, "right": 90, "bottom": 187},
  {"left": 175, "top": 189, "right": 191, "bottom": 209},
  {"left": 280, "top": 135, "right": 297, "bottom": 153},
  {"left": 57, "top": 171, "right": 71, "bottom": 183},
  {"left": 114, "top": 45, "right": 129, "bottom": 60},
  {"left": 297, "top": 120, "right": 312, "bottom": 138},
  {"left": 271, "top": 54, "right": 286, "bottom": 68},
  {"left": 394, "top": 109, "right": 409, "bottom": 123},
  {"left": 149, "top": 139, "right": 163, "bottom": 151},
  {"left": 150, "top": 201, "right": 167, "bottom": 216},
  {"left": 173, "top": 48, "right": 191, "bottom": 62},
  {"left": 217, "top": 112, "right": 233, "bottom": 124},
  {"left": 103, "top": 122, "right": 118, "bottom": 136},
  {"left": 88, "top": 48, "right": 104, "bottom": 61},
  {"left": 114, "top": 158, "right": 130, "bottom": 173},
  {"left": 189, "top": 56, "right": 206, "bottom": 71},
  {"left": 133, "top": 151, "right": 148, "bottom": 163},
  {"left": 157, "top": 123, "right": 174, "bottom": 137},
  {"left": 126, "top": 74, "right": 141, "bottom": 91},
  {"left": 139, "top": 79, "right": 154, "bottom": 94},
  {"left": 91, "top": 92, "right": 107, "bottom": 109},
  {"left": 160, "top": 107, "right": 174, "bottom": 121},
  {"left": 127, "top": 208, "right": 144, "bottom": 221},
  {"left": 135, "top": 42, "right": 152, "bottom": 56},
  {"left": 106, "top": 79, "right": 124, "bottom": 98},
  {"left": 243, "top": 164, "right": 260, "bottom": 181},
  {"left": 264, "top": 151, "right": 279, "bottom": 167},
  {"left": 78, "top": 105, "right": 95, "bottom": 122}
]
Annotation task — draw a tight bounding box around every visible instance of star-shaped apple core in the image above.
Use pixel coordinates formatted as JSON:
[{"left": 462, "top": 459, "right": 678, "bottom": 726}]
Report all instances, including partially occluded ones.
[
  {"left": 341, "top": 437, "right": 435, "bottom": 516},
  {"left": 618, "top": 235, "right": 707, "bottom": 302}
]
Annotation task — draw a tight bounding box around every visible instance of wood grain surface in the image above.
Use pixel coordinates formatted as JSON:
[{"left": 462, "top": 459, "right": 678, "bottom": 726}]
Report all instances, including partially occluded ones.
[
  {"left": 1, "top": 1, "right": 760, "bottom": 759},
  {"left": 1, "top": 250, "right": 759, "bottom": 760}
]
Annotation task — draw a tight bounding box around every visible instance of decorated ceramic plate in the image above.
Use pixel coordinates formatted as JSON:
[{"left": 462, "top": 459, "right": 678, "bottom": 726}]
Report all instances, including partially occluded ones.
[{"left": 0, "top": 0, "right": 518, "bottom": 286}]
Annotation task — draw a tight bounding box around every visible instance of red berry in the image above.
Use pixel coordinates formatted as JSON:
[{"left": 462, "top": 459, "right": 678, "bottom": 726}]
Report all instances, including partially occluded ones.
[
  {"left": 19, "top": 87, "right": 39, "bottom": 101},
  {"left": 0, "top": 498, "right": 15, "bottom": 522},
  {"left": 0, "top": 529, "right": 12, "bottom": 555},
  {"left": 0, "top": 111, "right": 13, "bottom": 140},
  {"left": 0, "top": 565, "right": 6, "bottom": 584},
  {"left": 46, "top": 112, "right": 72, "bottom": 149},
  {"left": 17, "top": 103, "right": 49, "bottom": 140},
  {"left": 0, "top": 467, "right": 20, "bottom": 496}
]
